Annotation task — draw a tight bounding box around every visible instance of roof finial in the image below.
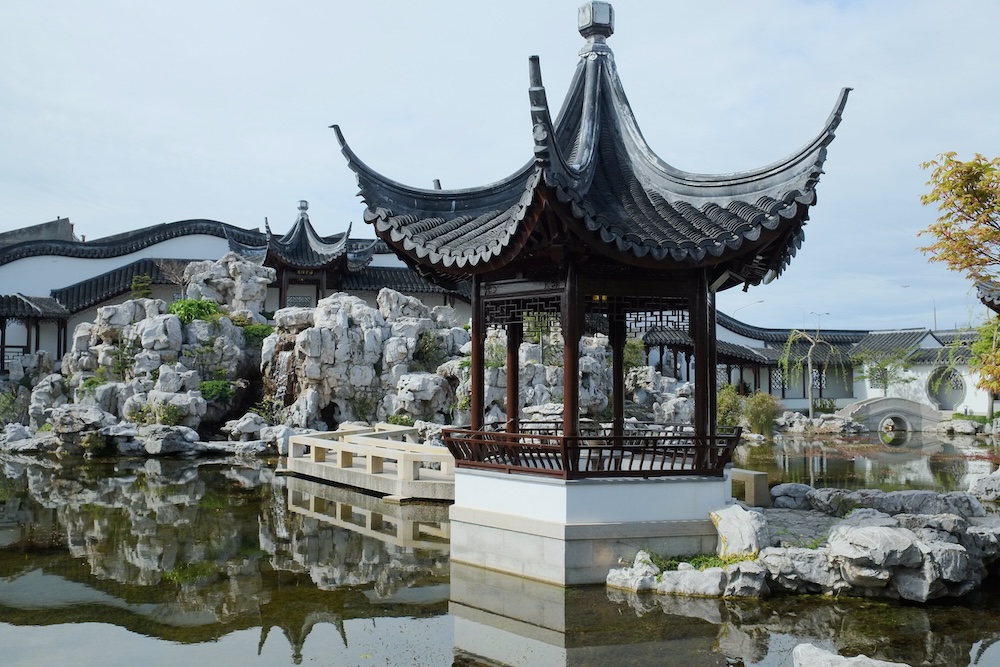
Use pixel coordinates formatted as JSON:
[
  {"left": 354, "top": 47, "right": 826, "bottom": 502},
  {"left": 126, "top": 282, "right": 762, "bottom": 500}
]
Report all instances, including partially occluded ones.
[
  {"left": 578, "top": 2, "right": 614, "bottom": 42},
  {"left": 298, "top": 200, "right": 308, "bottom": 212}
]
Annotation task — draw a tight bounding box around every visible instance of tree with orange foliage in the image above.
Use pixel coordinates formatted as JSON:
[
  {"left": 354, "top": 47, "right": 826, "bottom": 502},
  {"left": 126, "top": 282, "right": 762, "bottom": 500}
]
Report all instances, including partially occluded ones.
[
  {"left": 921, "top": 152, "right": 1000, "bottom": 418},
  {"left": 920, "top": 152, "right": 1000, "bottom": 282}
]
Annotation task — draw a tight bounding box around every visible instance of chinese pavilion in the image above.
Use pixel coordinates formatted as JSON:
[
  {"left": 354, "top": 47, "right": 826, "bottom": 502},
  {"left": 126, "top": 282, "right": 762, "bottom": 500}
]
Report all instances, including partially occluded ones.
[{"left": 335, "top": 3, "right": 848, "bottom": 582}]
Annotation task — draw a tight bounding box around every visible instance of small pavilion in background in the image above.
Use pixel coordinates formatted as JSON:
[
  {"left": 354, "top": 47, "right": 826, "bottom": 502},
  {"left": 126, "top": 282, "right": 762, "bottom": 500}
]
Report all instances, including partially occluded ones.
[{"left": 337, "top": 2, "right": 848, "bottom": 584}]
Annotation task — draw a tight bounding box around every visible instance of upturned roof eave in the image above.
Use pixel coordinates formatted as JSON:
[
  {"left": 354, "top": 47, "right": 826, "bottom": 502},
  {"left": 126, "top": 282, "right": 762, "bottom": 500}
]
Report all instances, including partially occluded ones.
[{"left": 332, "top": 16, "right": 848, "bottom": 278}]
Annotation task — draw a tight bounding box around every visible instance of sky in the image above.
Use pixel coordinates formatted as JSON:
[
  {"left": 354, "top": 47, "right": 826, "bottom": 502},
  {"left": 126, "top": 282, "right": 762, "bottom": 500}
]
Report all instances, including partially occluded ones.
[{"left": 2, "top": 0, "right": 999, "bottom": 333}]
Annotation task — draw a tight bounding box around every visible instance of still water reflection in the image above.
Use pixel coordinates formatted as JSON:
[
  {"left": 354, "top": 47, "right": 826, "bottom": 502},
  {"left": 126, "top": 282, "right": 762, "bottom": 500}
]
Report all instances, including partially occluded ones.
[{"left": 1, "top": 439, "right": 1000, "bottom": 666}]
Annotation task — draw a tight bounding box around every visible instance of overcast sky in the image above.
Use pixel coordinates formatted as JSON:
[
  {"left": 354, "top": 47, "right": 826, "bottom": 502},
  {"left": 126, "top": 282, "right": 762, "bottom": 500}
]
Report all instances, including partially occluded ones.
[{"left": 2, "top": 0, "right": 998, "bottom": 332}]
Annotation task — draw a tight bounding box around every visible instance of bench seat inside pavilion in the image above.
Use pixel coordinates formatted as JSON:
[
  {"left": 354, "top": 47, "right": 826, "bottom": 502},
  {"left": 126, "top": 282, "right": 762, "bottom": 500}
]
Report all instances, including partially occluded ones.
[{"left": 335, "top": 2, "right": 848, "bottom": 584}]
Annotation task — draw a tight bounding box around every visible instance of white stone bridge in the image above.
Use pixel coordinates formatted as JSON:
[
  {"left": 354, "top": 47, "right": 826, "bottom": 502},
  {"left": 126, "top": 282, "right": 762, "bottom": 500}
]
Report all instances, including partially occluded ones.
[{"left": 836, "top": 397, "right": 946, "bottom": 432}]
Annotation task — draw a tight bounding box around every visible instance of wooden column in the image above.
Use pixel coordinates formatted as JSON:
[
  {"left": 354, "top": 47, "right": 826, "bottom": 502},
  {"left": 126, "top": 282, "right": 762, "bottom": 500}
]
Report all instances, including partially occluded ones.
[
  {"left": 0, "top": 316, "right": 6, "bottom": 372},
  {"left": 609, "top": 313, "right": 626, "bottom": 438},
  {"left": 562, "top": 265, "right": 581, "bottom": 438},
  {"left": 506, "top": 320, "right": 522, "bottom": 433},
  {"left": 692, "top": 270, "right": 717, "bottom": 467},
  {"left": 280, "top": 270, "right": 289, "bottom": 309},
  {"left": 470, "top": 275, "right": 485, "bottom": 431}
]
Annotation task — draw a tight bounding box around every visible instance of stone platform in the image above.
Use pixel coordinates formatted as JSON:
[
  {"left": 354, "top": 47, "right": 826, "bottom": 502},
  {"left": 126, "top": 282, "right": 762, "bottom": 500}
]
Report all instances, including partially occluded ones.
[{"left": 286, "top": 423, "right": 455, "bottom": 501}]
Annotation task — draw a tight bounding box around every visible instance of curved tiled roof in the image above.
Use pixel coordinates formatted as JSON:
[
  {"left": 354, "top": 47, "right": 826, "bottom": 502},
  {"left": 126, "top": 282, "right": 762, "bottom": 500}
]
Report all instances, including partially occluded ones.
[
  {"left": 265, "top": 201, "right": 352, "bottom": 269},
  {"left": 0, "top": 294, "right": 69, "bottom": 319},
  {"left": 335, "top": 4, "right": 849, "bottom": 291},
  {"left": 715, "top": 311, "right": 868, "bottom": 345},
  {"left": 977, "top": 280, "right": 1000, "bottom": 314},
  {"left": 341, "top": 267, "right": 472, "bottom": 300},
  {"left": 0, "top": 219, "right": 263, "bottom": 267},
  {"left": 50, "top": 258, "right": 187, "bottom": 313}
]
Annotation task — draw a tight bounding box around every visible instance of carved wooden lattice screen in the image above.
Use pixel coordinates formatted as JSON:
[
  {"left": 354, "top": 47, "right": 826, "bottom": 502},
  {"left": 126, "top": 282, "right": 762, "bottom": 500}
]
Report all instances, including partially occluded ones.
[{"left": 583, "top": 294, "right": 689, "bottom": 337}]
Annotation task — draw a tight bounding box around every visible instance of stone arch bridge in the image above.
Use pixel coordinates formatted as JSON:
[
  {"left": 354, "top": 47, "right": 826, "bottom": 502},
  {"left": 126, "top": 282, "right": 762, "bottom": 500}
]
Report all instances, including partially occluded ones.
[{"left": 836, "top": 397, "right": 945, "bottom": 432}]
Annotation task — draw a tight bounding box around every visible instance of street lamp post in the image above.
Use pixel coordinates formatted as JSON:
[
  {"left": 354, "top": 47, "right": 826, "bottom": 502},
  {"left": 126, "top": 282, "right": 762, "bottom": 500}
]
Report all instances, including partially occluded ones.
[{"left": 733, "top": 300, "right": 763, "bottom": 318}]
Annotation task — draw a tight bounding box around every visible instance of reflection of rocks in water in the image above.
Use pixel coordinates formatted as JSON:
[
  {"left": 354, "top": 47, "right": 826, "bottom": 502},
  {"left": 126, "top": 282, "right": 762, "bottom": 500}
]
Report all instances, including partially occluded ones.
[
  {"left": 607, "top": 589, "right": 1000, "bottom": 667},
  {"left": 2, "top": 455, "right": 276, "bottom": 624},
  {"left": 259, "top": 477, "right": 449, "bottom": 600}
]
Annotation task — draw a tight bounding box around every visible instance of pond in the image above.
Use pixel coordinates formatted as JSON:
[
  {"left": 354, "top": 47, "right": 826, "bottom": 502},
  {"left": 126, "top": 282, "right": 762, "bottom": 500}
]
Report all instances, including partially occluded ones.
[{"left": 2, "top": 435, "right": 1000, "bottom": 667}]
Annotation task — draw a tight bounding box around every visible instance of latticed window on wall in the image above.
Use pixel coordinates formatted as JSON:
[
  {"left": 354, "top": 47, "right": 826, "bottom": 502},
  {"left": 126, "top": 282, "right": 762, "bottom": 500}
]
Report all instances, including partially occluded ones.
[
  {"left": 870, "top": 367, "right": 889, "bottom": 390},
  {"left": 716, "top": 368, "right": 729, "bottom": 387},
  {"left": 286, "top": 295, "right": 313, "bottom": 308},
  {"left": 945, "top": 368, "right": 964, "bottom": 390},
  {"left": 770, "top": 367, "right": 787, "bottom": 390},
  {"left": 811, "top": 368, "right": 827, "bottom": 390}
]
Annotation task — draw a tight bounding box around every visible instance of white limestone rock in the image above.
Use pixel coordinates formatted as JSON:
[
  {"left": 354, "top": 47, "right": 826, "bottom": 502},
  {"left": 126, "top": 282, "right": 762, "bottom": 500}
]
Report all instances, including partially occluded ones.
[
  {"left": 656, "top": 564, "right": 726, "bottom": 597},
  {"left": 28, "top": 373, "right": 67, "bottom": 428},
  {"left": 606, "top": 550, "right": 660, "bottom": 592},
  {"left": 138, "top": 314, "right": 183, "bottom": 352},
  {"left": 377, "top": 288, "right": 432, "bottom": 321},
  {"left": 723, "top": 560, "right": 770, "bottom": 597},
  {"left": 711, "top": 504, "right": 770, "bottom": 558},
  {"left": 274, "top": 307, "right": 315, "bottom": 332}
]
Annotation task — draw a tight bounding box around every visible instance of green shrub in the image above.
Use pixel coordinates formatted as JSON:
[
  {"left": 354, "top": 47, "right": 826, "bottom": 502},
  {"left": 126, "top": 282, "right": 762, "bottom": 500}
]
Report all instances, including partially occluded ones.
[
  {"left": 485, "top": 338, "right": 506, "bottom": 368},
  {"left": 387, "top": 414, "right": 415, "bottom": 427},
  {"left": 814, "top": 397, "right": 837, "bottom": 414},
  {"left": 199, "top": 380, "right": 234, "bottom": 402},
  {"left": 745, "top": 390, "right": 781, "bottom": 439},
  {"left": 648, "top": 551, "right": 755, "bottom": 572},
  {"left": 0, "top": 387, "right": 26, "bottom": 426},
  {"left": 78, "top": 375, "right": 107, "bottom": 397},
  {"left": 168, "top": 298, "right": 222, "bottom": 324},
  {"left": 228, "top": 313, "right": 253, "bottom": 327},
  {"left": 412, "top": 331, "right": 448, "bottom": 372},
  {"left": 156, "top": 403, "right": 184, "bottom": 426},
  {"left": 130, "top": 274, "right": 153, "bottom": 299},
  {"left": 623, "top": 338, "right": 646, "bottom": 370},
  {"left": 126, "top": 404, "right": 153, "bottom": 425},
  {"left": 717, "top": 384, "right": 743, "bottom": 428},
  {"left": 249, "top": 397, "right": 279, "bottom": 424},
  {"left": 242, "top": 323, "right": 274, "bottom": 347},
  {"left": 954, "top": 412, "right": 990, "bottom": 425}
]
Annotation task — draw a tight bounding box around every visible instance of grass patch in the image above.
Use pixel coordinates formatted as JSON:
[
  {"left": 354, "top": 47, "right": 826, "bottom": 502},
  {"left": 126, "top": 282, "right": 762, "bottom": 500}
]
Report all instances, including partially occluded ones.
[{"left": 648, "top": 552, "right": 756, "bottom": 571}]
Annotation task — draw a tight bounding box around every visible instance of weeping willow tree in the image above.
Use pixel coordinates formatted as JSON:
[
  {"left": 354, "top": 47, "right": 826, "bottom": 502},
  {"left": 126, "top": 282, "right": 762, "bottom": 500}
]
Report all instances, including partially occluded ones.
[{"left": 779, "top": 329, "right": 838, "bottom": 420}]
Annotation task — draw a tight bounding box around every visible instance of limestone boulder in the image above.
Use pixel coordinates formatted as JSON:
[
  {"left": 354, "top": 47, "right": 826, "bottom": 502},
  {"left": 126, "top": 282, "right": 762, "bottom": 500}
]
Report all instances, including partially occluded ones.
[
  {"left": 606, "top": 550, "right": 661, "bottom": 592},
  {"left": 139, "top": 424, "right": 200, "bottom": 456},
  {"left": 656, "top": 564, "right": 726, "bottom": 597},
  {"left": 711, "top": 504, "right": 770, "bottom": 558},
  {"left": 772, "top": 483, "right": 814, "bottom": 510},
  {"left": 28, "top": 373, "right": 68, "bottom": 428},
  {"left": 377, "top": 288, "right": 432, "bottom": 320}
]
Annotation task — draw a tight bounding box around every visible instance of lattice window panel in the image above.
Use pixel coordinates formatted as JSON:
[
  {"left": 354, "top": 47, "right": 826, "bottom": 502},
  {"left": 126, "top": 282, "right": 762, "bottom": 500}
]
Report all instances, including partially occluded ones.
[
  {"left": 483, "top": 295, "right": 562, "bottom": 332},
  {"left": 286, "top": 295, "right": 314, "bottom": 308},
  {"left": 771, "top": 367, "right": 787, "bottom": 390},
  {"left": 811, "top": 368, "right": 827, "bottom": 390},
  {"left": 716, "top": 367, "right": 728, "bottom": 387},
  {"left": 584, "top": 294, "right": 689, "bottom": 336},
  {"left": 945, "top": 368, "right": 964, "bottom": 391},
  {"left": 869, "top": 367, "right": 889, "bottom": 390}
]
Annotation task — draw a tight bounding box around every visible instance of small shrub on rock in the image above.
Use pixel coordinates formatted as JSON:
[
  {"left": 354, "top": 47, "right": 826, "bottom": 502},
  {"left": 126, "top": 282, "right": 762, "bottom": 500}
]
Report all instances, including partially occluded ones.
[
  {"left": 199, "top": 380, "right": 234, "bottom": 402},
  {"left": 168, "top": 298, "right": 222, "bottom": 324}
]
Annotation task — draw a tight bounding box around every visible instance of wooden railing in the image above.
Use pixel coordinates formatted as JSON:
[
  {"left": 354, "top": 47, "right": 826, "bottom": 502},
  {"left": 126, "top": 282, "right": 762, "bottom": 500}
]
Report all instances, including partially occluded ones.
[{"left": 441, "top": 422, "right": 742, "bottom": 480}]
